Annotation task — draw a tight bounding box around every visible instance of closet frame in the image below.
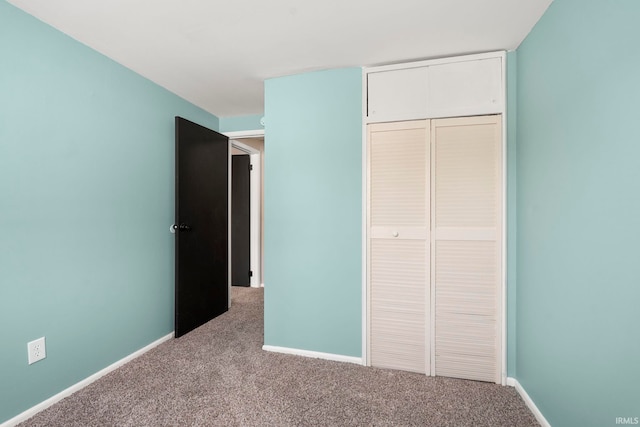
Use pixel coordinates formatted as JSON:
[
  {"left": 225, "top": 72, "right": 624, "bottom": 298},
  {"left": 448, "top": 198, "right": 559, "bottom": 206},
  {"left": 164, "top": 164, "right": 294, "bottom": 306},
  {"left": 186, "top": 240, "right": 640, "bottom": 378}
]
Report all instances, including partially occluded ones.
[{"left": 361, "top": 51, "right": 507, "bottom": 385}]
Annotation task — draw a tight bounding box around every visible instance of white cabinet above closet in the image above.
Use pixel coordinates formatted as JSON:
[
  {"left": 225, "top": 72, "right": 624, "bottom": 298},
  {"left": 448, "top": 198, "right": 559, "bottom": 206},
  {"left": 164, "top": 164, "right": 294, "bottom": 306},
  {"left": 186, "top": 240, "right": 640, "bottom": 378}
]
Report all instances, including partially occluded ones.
[
  {"left": 366, "top": 52, "right": 504, "bottom": 123},
  {"left": 427, "top": 57, "right": 503, "bottom": 118},
  {"left": 367, "top": 67, "right": 428, "bottom": 122}
]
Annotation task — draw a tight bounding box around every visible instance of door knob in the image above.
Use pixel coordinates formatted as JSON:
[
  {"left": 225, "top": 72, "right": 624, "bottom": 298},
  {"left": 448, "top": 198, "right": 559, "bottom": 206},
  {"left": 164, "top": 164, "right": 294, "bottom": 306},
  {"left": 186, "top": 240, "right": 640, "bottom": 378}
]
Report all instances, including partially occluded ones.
[
  {"left": 392, "top": 231, "right": 399, "bottom": 237},
  {"left": 172, "top": 223, "right": 192, "bottom": 232}
]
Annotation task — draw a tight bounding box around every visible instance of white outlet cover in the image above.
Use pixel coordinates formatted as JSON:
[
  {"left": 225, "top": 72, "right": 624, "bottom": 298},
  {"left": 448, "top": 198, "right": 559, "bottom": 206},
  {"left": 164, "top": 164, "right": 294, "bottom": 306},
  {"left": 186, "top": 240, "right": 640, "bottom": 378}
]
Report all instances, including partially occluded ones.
[{"left": 28, "top": 337, "right": 46, "bottom": 365}]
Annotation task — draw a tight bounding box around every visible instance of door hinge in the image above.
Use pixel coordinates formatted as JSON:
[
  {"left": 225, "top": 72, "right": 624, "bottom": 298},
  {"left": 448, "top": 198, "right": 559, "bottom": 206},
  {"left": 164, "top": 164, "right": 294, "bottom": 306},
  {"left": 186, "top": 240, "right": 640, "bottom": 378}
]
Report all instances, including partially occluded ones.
[
  {"left": 249, "top": 270, "right": 253, "bottom": 277},
  {"left": 249, "top": 164, "right": 253, "bottom": 171}
]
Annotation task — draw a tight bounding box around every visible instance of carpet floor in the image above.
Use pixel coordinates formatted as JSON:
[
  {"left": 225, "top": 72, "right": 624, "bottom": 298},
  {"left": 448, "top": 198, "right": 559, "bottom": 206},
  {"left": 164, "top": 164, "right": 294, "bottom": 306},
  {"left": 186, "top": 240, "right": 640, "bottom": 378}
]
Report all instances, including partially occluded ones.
[{"left": 19, "top": 287, "right": 539, "bottom": 426}]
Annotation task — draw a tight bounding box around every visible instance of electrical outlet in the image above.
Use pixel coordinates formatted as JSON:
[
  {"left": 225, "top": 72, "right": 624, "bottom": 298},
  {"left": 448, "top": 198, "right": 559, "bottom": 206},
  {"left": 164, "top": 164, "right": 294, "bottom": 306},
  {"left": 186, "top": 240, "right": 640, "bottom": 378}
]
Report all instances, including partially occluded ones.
[{"left": 27, "top": 337, "right": 46, "bottom": 365}]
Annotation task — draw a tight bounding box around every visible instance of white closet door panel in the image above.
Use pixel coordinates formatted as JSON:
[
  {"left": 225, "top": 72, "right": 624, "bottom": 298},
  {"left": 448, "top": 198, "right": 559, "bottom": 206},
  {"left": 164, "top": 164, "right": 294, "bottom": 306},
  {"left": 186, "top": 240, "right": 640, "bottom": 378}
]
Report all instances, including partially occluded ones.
[
  {"left": 435, "top": 354, "right": 497, "bottom": 383},
  {"left": 367, "top": 67, "right": 428, "bottom": 123},
  {"left": 370, "top": 239, "right": 427, "bottom": 373},
  {"left": 434, "top": 240, "right": 499, "bottom": 382},
  {"left": 427, "top": 57, "right": 503, "bottom": 118},
  {"left": 368, "top": 121, "right": 430, "bottom": 375},
  {"left": 369, "top": 121, "right": 428, "bottom": 227},
  {"left": 431, "top": 115, "right": 502, "bottom": 384},
  {"left": 433, "top": 119, "right": 499, "bottom": 228},
  {"left": 435, "top": 241, "right": 498, "bottom": 319}
]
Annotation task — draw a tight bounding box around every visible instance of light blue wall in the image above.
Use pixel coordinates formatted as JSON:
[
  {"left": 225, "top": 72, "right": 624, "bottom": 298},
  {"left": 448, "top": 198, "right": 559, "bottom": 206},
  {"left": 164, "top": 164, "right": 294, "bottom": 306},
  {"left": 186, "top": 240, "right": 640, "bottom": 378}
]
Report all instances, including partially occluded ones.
[
  {"left": 0, "top": 2, "right": 219, "bottom": 423},
  {"left": 263, "top": 68, "right": 362, "bottom": 356},
  {"left": 506, "top": 50, "right": 517, "bottom": 378},
  {"left": 516, "top": 1, "right": 640, "bottom": 426},
  {"left": 219, "top": 114, "right": 264, "bottom": 133}
]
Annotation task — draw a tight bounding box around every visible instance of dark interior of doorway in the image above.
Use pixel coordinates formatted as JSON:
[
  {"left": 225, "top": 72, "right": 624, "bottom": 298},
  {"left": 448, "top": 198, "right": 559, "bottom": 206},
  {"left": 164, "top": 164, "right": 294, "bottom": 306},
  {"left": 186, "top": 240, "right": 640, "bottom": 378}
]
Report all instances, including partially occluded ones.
[{"left": 231, "top": 154, "right": 251, "bottom": 287}]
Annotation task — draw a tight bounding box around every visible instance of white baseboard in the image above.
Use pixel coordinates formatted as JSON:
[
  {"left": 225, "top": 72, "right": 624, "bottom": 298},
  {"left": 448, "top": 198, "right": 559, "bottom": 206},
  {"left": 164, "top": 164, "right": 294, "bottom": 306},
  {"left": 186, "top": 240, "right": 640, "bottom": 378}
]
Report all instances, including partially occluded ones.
[
  {"left": 1, "top": 332, "right": 174, "bottom": 427},
  {"left": 247, "top": 283, "right": 264, "bottom": 288},
  {"left": 262, "top": 345, "right": 363, "bottom": 365},
  {"left": 507, "top": 377, "right": 551, "bottom": 427}
]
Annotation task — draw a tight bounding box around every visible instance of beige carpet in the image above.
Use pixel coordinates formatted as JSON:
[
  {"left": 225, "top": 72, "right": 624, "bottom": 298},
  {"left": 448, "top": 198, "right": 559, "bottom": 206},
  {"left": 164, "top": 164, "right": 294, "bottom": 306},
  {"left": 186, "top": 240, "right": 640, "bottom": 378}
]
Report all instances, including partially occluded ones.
[{"left": 19, "top": 287, "right": 538, "bottom": 426}]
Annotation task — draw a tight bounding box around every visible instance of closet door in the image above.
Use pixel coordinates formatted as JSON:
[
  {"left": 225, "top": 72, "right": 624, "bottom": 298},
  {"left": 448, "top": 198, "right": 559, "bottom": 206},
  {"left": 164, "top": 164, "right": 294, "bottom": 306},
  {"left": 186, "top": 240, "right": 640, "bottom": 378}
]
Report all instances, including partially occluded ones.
[
  {"left": 431, "top": 115, "right": 502, "bottom": 383},
  {"left": 368, "top": 121, "right": 430, "bottom": 374}
]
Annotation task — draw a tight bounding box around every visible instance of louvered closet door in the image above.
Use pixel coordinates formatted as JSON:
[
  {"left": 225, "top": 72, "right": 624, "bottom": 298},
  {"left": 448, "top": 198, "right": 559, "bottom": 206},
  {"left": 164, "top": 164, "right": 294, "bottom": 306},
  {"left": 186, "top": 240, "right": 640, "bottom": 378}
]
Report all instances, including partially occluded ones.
[
  {"left": 368, "top": 121, "right": 430, "bottom": 374},
  {"left": 431, "top": 115, "right": 502, "bottom": 383}
]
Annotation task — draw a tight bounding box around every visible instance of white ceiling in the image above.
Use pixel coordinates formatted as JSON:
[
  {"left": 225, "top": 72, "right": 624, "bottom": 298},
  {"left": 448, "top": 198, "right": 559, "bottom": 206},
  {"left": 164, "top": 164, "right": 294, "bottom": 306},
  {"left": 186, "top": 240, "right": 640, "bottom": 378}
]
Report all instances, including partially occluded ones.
[{"left": 9, "top": 0, "right": 553, "bottom": 118}]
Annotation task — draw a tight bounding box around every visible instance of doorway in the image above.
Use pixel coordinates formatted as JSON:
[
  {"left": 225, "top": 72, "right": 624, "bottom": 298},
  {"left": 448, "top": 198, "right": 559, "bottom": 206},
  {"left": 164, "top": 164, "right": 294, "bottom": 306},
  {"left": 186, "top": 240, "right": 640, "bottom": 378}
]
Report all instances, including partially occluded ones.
[
  {"left": 231, "top": 153, "right": 251, "bottom": 287},
  {"left": 226, "top": 130, "right": 265, "bottom": 306}
]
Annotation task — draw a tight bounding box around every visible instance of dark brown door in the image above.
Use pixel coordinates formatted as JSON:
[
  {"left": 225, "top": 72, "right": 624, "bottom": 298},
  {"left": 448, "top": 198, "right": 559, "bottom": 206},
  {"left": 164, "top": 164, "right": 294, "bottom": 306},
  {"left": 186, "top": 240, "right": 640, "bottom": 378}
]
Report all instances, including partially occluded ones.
[
  {"left": 175, "top": 117, "right": 228, "bottom": 338},
  {"left": 232, "top": 154, "right": 251, "bottom": 287}
]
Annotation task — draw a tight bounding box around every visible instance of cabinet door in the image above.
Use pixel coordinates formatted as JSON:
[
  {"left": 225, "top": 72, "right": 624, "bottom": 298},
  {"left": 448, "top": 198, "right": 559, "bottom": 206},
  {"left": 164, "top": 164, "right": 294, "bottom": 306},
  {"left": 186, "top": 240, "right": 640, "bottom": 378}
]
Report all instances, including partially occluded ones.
[
  {"left": 427, "top": 57, "right": 502, "bottom": 118},
  {"left": 368, "top": 120, "right": 430, "bottom": 374},
  {"left": 431, "top": 115, "right": 502, "bottom": 383},
  {"left": 367, "top": 67, "right": 428, "bottom": 123}
]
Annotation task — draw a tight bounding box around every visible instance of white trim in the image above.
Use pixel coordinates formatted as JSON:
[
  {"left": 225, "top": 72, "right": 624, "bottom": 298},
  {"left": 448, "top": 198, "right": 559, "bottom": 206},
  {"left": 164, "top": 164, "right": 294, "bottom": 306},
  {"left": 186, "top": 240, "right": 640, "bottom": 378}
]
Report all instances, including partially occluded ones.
[
  {"left": 507, "top": 377, "right": 552, "bottom": 427},
  {"left": 501, "top": 51, "right": 508, "bottom": 386},
  {"left": 224, "top": 129, "right": 265, "bottom": 139},
  {"left": 361, "top": 67, "right": 369, "bottom": 367},
  {"left": 1, "top": 333, "right": 174, "bottom": 427},
  {"left": 429, "top": 120, "right": 436, "bottom": 376},
  {"left": 262, "top": 345, "right": 364, "bottom": 365},
  {"left": 248, "top": 152, "right": 261, "bottom": 287},
  {"left": 231, "top": 140, "right": 260, "bottom": 155},
  {"left": 365, "top": 51, "right": 504, "bottom": 74}
]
